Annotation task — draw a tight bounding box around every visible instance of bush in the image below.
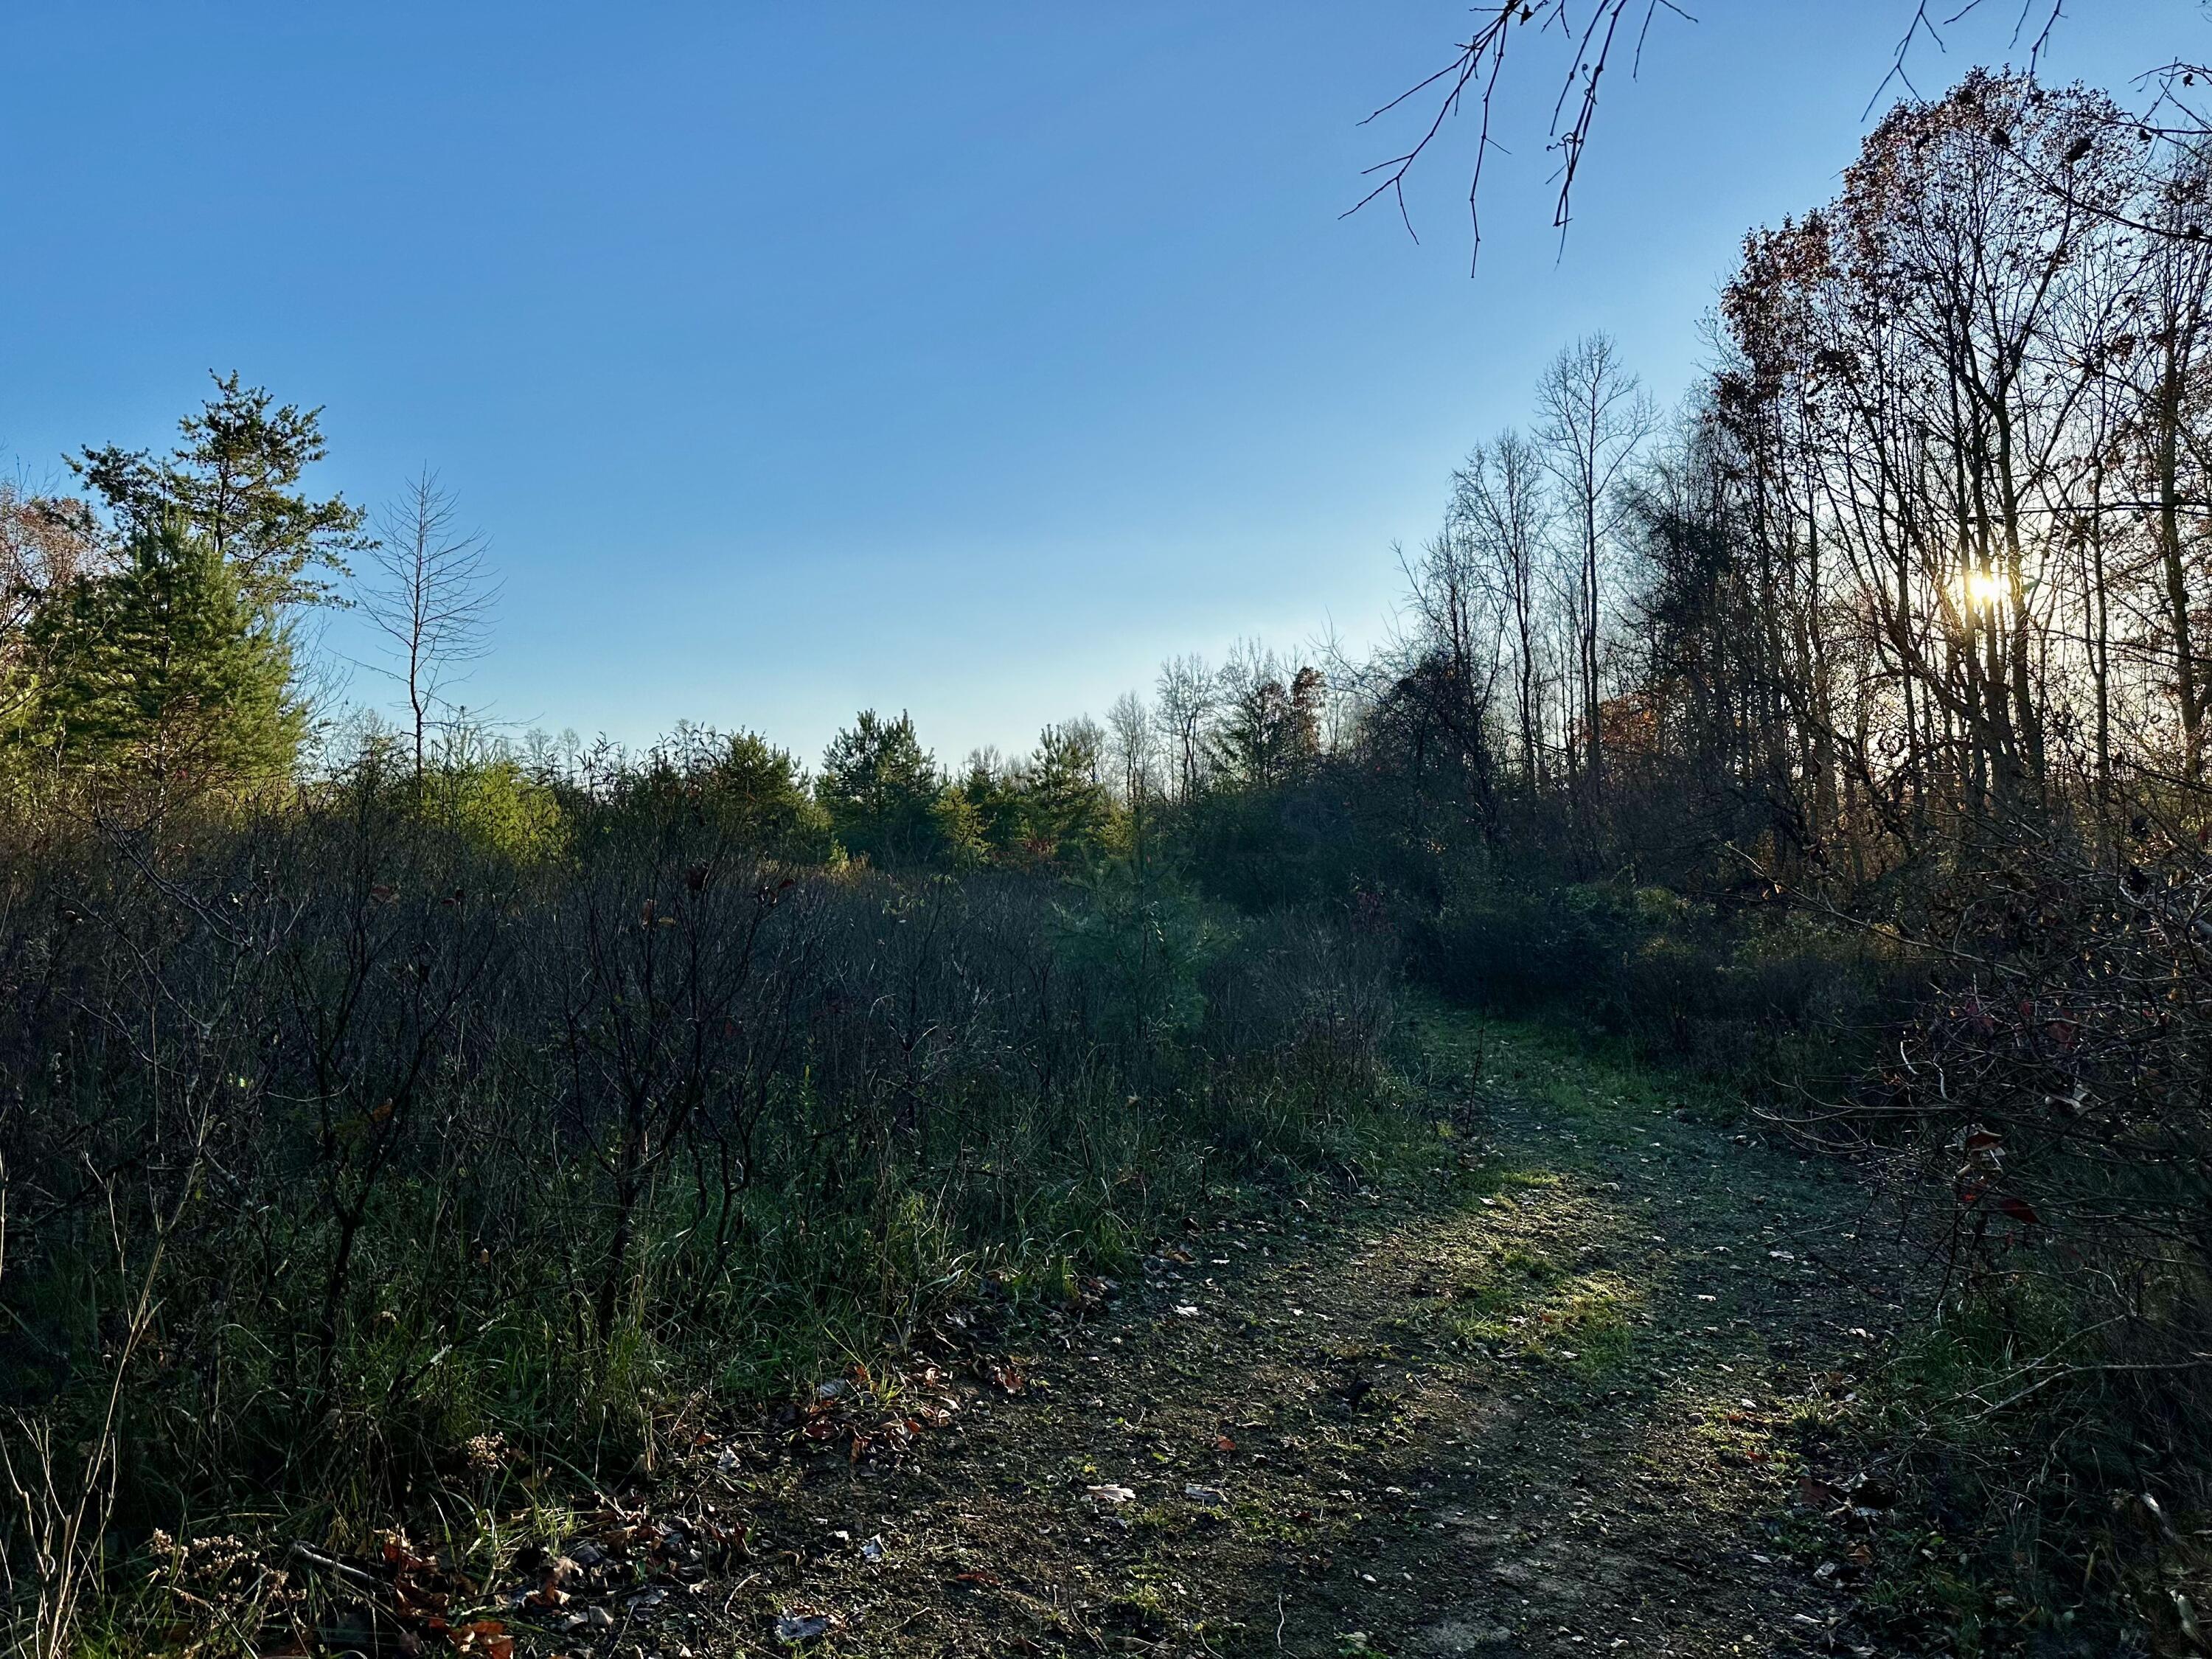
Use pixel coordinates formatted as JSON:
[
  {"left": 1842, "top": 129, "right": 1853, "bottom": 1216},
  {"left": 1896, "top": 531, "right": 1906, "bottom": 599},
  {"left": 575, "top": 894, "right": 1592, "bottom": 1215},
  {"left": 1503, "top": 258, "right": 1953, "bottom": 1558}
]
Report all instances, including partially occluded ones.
[
  {"left": 1413, "top": 874, "right": 1913, "bottom": 1081},
  {"left": 0, "top": 776, "right": 1402, "bottom": 1635},
  {"left": 1823, "top": 844, "right": 2212, "bottom": 1632}
]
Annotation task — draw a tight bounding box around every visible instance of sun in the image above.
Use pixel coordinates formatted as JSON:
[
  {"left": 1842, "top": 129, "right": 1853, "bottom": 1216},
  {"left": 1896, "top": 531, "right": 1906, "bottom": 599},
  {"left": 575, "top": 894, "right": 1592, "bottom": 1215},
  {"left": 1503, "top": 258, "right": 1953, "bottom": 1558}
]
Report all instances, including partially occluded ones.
[{"left": 1961, "top": 569, "right": 2008, "bottom": 609}]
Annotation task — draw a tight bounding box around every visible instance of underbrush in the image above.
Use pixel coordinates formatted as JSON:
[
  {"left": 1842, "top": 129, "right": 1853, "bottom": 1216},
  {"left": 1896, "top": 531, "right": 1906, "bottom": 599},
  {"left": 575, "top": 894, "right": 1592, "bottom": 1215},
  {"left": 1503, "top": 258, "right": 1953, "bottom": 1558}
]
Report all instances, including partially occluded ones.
[
  {"left": 1797, "top": 845, "right": 2212, "bottom": 1655},
  {"left": 0, "top": 779, "right": 1406, "bottom": 1654},
  {"left": 1410, "top": 874, "right": 1916, "bottom": 1085},
  {"left": 1784, "top": 1279, "right": 2202, "bottom": 1658},
  {"left": 1418, "top": 859, "right": 2212, "bottom": 1653}
]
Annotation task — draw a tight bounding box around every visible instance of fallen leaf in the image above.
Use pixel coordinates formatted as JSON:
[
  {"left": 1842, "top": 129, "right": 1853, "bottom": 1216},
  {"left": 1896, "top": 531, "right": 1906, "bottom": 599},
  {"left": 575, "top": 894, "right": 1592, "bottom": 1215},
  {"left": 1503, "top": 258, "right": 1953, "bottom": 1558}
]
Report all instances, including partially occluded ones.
[{"left": 456, "top": 1620, "right": 515, "bottom": 1659}]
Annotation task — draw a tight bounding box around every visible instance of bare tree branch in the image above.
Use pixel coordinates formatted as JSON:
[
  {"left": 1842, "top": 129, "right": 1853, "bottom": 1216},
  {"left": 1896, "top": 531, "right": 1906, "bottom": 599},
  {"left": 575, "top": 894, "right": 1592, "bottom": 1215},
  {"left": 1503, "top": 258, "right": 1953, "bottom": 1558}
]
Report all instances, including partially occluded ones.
[
  {"left": 1356, "top": 0, "right": 2087, "bottom": 269},
  {"left": 363, "top": 469, "right": 501, "bottom": 778}
]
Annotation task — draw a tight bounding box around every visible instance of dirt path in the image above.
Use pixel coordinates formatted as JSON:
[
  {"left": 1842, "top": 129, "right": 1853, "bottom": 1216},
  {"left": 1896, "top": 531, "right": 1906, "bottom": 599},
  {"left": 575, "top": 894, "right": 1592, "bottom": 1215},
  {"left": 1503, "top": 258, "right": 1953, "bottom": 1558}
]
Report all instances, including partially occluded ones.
[{"left": 603, "top": 1013, "right": 1927, "bottom": 1659}]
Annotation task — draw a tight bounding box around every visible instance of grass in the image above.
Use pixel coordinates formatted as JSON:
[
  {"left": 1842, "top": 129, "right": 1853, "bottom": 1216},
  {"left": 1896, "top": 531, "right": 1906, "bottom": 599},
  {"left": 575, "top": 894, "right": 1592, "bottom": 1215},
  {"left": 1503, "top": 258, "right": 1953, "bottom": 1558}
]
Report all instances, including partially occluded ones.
[
  {"left": 46, "top": 981, "right": 2150, "bottom": 1655},
  {"left": 1435, "top": 1011, "right": 2191, "bottom": 1655},
  {"left": 0, "top": 916, "right": 1398, "bottom": 1655},
  {"left": 1442, "top": 1249, "right": 1643, "bottom": 1374}
]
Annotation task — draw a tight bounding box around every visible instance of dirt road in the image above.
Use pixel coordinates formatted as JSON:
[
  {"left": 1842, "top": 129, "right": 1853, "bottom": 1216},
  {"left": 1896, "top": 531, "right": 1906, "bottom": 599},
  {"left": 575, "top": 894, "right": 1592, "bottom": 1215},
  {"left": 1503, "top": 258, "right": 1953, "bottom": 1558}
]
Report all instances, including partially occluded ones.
[{"left": 611, "top": 1014, "right": 1927, "bottom": 1658}]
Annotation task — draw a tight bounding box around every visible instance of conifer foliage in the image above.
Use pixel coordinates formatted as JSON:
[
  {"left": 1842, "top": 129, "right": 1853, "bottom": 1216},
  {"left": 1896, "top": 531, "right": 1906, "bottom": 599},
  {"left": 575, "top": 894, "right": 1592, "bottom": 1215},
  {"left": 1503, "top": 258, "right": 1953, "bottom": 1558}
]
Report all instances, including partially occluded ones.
[{"left": 22, "top": 517, "right": 302, "bottom": 793}]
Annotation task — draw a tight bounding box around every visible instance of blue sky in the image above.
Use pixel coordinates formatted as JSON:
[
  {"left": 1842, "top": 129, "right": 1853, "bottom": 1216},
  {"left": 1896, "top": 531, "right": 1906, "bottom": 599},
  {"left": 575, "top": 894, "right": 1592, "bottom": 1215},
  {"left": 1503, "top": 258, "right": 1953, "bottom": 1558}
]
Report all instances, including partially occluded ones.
[{"left": 3, "top": 1, "right": 2202, "bottom": 766}]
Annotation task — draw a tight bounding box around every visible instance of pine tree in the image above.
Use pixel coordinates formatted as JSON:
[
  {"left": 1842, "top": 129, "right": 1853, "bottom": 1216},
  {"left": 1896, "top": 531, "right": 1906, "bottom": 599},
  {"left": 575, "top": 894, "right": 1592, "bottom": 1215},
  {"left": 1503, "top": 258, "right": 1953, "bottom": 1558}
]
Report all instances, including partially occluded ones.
[
  {"left": 815, "top": 709, "right": 944, "bottom": 865},
  {"left": 27, "top": 517, "right": 304, "bottom": 793},
  {"left": 626, "top": 726, "right": 833, "bottom": 860},
  {"left": 949, "top": 750, "right": 1032, "bottom": 865},
  {"left": 1022, "top": 721, "right": 1115, "bottom": 863},
  {"left": 72, "top": 372, "right": 367, "bottom": 611}
]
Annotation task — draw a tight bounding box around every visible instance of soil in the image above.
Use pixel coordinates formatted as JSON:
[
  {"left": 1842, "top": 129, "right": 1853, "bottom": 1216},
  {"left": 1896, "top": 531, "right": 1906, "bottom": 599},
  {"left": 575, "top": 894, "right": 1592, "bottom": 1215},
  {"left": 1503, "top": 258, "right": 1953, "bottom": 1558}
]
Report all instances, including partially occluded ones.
[{"left": 516, "top": 1012, "right": 1939, "bottom": 1659}]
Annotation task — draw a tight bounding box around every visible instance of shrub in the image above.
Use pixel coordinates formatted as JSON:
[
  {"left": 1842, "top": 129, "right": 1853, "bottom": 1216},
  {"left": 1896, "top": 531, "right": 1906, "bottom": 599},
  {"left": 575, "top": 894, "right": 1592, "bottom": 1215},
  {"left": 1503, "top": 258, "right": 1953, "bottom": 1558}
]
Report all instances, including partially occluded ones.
[{"left": 0, "top": 776, "right": 1402, "bottom": 1637}]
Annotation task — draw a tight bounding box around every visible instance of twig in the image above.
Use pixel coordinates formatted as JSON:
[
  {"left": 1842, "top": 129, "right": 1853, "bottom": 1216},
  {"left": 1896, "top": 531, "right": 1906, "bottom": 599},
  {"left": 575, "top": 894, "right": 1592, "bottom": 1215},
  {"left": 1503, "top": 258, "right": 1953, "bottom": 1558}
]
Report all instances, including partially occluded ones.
[{"left": 285, "top": 1542, "right": 383, "bottom": 1593}]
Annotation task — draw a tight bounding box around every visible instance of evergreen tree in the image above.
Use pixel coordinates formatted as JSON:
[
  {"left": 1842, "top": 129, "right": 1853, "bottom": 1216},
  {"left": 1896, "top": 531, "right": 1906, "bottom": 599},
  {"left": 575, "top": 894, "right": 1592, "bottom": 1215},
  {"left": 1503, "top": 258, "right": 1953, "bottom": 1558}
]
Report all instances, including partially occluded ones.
[
  {"left": 632, "top": 726, "right": 832, "bottom": 860},
  {"left": 611, "top": 725, "right": 830, "bottom": 856},
  {"left": 949, "top": 748, "right": 1032, "bottom": 864},
  {"left": 816, "top": 709, "right": 944, "bottom": 865},
  {"left": 26, "top": 518, "right": 304, "bottom": 792},
  {"left": 699, "top": 728, "right": 834, "bottom": 859},
  {"left": 1211, "top": 660, "right": 1324, "bottom": 788},
  {"left": 0, "top": 481, "right": 102, "bottom": 740},
  {"left": 72, "top": 372, "right": 368, "bottom": 610},
  {"left": 929, "top": 786, "right": 991, "bottom": 870},
  {"left": 1022, "top": 721, "right": 1115, "bottom": 863}
]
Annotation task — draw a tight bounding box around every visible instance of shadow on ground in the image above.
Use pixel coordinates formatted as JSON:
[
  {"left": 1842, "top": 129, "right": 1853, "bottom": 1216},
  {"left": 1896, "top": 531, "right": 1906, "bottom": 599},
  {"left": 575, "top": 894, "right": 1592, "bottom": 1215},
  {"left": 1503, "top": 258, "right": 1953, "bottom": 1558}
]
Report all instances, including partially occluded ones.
[{"left": 616, "top": 1013, "right": 1930, "bottom": 1658}]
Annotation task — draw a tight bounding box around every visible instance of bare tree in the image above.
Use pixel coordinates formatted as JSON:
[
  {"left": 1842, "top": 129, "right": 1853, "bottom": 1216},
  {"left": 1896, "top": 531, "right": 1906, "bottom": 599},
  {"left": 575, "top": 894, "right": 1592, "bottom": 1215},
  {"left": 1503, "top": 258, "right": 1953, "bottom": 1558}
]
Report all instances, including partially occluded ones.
[
  {"left": 2132, "top": 145, "right": 2212, "bottom": 782},
  {"left": 1535, "top": 335, "right": 1654, "bottom": 814},
  {"left": 1105, "top": 690, "right": 1158, "bottom": 805},
  {"left": 0, "top": 479, "right": 99, "bottom": 726},
  {"left": 1064, "top": 714, "right": 1107, "bottom": 788},
  {"left": 1155, "top": 654, "right": 1216, "bottom": 803},
  {"left": 1452, "top": 431, "right": 1557, "bottom": 787},
  {"left": 364, "top": 470, "right": 499, "bottom": 779}
]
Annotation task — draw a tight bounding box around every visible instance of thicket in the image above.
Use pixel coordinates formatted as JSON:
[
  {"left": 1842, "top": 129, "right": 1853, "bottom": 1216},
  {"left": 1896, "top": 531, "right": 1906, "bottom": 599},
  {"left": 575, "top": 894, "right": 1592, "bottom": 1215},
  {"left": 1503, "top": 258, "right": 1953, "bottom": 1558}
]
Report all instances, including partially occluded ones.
[{"left": 0, "top": 762, "right": 1396, "bottom": 1654}]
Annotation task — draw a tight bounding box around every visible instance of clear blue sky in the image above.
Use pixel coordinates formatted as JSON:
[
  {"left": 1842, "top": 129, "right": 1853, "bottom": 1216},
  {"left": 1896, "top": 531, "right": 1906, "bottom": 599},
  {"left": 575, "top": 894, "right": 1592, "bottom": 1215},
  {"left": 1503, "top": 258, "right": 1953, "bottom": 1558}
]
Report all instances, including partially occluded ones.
[{"left": 2, "top": 2, "right": 2200, "bottom": 765}]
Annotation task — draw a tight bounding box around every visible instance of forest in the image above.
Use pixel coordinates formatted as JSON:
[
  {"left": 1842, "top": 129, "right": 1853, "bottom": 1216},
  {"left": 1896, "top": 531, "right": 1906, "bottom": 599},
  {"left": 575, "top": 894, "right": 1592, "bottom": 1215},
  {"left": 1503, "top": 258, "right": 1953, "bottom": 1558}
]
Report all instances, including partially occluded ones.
[{"left": 6, "top": 60, "right": 2212, "bottom": 1659}]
